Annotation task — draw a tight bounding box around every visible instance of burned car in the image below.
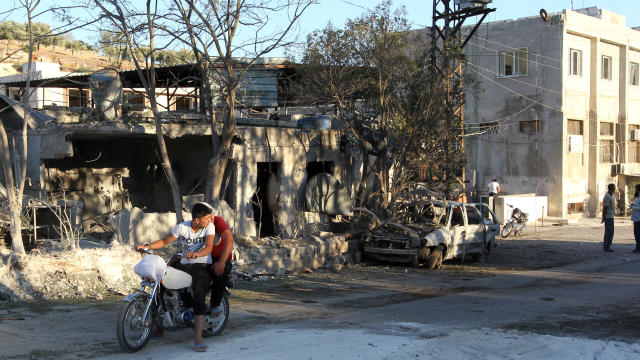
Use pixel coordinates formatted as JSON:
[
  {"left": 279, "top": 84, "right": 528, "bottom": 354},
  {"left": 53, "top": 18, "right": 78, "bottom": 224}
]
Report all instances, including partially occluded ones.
[{"left": 363, "top": 201, "right": 499, "bottom": 269}]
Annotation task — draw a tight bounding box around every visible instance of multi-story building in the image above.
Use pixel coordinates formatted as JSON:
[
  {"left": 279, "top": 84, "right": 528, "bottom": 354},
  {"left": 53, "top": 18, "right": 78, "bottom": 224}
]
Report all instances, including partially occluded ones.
[{"left": 465, "top": 7, "right": 640, "bottom": 218}]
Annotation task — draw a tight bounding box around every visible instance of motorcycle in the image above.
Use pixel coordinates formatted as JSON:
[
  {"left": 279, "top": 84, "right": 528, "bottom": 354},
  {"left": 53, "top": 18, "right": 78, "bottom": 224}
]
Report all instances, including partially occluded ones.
[
  {"left": 500, "top": 204, "right": 528, "bottom": 238},
  {"left": 117, "top": 249, "right": 231, "bottom": 352}
]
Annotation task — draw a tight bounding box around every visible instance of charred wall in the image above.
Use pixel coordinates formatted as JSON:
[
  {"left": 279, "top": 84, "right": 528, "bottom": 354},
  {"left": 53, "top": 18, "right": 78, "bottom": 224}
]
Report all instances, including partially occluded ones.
[{"left": 42, "top": 135, "right": 211, "bottom": 220}]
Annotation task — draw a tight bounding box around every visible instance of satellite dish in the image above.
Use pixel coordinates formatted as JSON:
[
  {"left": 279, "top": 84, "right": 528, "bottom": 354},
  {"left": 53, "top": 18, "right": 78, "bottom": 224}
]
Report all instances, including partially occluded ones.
[{"left": 540, "top": 9, "right": 548, "bottom": 22}]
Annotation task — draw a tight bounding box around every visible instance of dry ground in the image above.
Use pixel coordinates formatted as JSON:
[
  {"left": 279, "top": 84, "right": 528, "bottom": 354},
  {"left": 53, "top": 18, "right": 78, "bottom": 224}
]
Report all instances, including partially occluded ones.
[{"left": 0, "top": 219, "right": 638, "bottom": 359}]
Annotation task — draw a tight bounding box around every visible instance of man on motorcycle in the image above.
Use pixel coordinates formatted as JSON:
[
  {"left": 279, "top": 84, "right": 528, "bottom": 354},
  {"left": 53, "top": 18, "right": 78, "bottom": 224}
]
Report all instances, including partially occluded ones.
[{"left": 136, "top": 202, "right": 215, "bottom": 352}]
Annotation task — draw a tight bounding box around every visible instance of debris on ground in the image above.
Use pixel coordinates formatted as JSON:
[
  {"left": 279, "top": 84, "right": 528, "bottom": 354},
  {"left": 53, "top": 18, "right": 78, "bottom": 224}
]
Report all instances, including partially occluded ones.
[{"left": 0, "top": 244, "right": 141, "bottom": 302}]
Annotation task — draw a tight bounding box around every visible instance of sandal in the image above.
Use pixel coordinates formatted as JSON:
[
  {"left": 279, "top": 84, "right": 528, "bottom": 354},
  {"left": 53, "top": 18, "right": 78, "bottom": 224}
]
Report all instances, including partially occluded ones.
[{"left": 194, "top": 344, "right": 208, "bottom": 352}]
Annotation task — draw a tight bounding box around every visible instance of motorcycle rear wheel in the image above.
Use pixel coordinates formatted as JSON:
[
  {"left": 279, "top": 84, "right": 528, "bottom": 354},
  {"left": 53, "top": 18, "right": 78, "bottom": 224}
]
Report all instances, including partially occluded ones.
[
  {"left": 203, "top": 293, "right": 229, "bottom": 337},
  {"left": 117, "top": 293, "right": 155, "bottom": 353},
  {"left": 501, "top": 222, "right": 514, "bottom": 238}
]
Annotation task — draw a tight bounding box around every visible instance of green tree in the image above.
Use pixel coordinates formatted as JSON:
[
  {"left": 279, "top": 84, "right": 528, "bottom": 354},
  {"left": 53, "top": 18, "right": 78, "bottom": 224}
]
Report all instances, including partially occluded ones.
[
  {"left": 298, "top": 1, "right": 467, "bottom": 217},
  {"left": 299, "top": 1, "right": 417, "bottom": 215},
  {"left": 0, "top": 20, "right": 65, "bottom": 46},
  {"left": 98, "top": 30, "right": 129, "bottom": 60}
]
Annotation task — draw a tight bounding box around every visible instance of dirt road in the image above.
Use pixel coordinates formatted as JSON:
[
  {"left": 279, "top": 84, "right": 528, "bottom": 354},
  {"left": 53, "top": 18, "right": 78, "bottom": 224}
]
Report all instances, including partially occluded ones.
[{"left": 2, "top": 220, "right": 640, "bottom": 359}]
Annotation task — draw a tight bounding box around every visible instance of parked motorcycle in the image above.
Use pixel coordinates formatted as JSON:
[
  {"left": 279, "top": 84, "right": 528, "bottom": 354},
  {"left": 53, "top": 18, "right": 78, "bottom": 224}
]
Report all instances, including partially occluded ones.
[
  {"left": 117, "top": 249, "right": 231, "bottom": 352},
  {"left": 500, "top": 204, "right": 528, "bottom": 238}
]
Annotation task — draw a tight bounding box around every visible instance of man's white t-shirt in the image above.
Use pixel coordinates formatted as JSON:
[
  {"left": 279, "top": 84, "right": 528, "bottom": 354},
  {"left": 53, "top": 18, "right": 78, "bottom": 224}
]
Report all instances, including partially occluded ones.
[
  {"left": 488, "top": 181, "right": 500, "bottom": 194},
  {"left": 171, "top": 221, "right": 216, "bottom": 265}
]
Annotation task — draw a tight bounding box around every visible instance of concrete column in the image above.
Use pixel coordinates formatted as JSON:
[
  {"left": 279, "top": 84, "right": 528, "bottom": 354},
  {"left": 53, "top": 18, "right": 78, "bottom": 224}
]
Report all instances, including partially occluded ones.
[
  {"left": 588, "top": 37, "right": 600, "bottom": 216},
  {"left": 619, "top": 44, "right": 628, "bottom": 164}
]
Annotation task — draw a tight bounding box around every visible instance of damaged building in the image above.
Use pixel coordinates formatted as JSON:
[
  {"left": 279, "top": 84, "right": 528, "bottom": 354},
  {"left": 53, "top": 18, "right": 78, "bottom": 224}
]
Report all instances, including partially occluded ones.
[
  {"left": 464, "top": 7, "right": 640, "bottom": 219},
  {"left": 0, "top": 58, "right": 359, "bottom": 247}
]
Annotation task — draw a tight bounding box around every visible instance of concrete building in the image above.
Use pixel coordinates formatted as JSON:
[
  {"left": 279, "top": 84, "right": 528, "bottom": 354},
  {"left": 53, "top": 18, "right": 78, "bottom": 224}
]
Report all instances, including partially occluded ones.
[
  {"left": 464, "top": 7, "right": 640, "bottom": 218},
  {"left": 0, "top": 60, "right": 357, "bottom": 244}
]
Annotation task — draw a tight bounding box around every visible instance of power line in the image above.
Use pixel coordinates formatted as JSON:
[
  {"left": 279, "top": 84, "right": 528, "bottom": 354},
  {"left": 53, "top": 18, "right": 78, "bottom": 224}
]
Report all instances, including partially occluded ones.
[
  {"left": 467, "top": 41, "right": 564, "bottom": 71},
  {"left": 464, "top": 60, "right": 562, "bottom": 94},
  {"left": 467, "top": 66, "right": 562, "bottom": 113},
  {"left": 466, "top": 32, "right": 564, "bottom": 64}
]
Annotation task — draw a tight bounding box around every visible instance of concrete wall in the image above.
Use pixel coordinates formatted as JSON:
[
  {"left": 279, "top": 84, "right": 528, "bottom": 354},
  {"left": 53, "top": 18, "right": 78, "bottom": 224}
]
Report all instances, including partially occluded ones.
[
  {"left": 563, "top": 9, "right": 640, "bottom": 215},
  {"left": 494, "top": 195, "right": 548, "bottom": 225},
  {"left": 466, "top": 8, "right": 640, "bottom": 218},
  {"left": 28, "top": 122, "right": 356, "bottom": 238},
  {"left": 231, "top": 127, "right": 353, "bottom": 238},
  {"left": 465, "top": 14, "right": 564, "bottom": 215}
]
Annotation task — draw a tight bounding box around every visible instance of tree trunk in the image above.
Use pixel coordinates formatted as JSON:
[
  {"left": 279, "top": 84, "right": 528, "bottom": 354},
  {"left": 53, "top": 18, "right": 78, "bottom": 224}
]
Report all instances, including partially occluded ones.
[
  {"left": 355, "top": 143, "right": 369, "bottom": 207},
  {"left": 8, "top": 200, "right": 25, "bottom": 254},
  {"left": 209, "top": 130, "right": 234, "bottom": 200},
  {"left": 209, "top": 89, "right": 237, "bottom": 200},
  {"left": 204, "top": 82, "right": 217, "bottom": 202},
  {"left": 153, "top": 112, "right": 183, "bottom": 222}
]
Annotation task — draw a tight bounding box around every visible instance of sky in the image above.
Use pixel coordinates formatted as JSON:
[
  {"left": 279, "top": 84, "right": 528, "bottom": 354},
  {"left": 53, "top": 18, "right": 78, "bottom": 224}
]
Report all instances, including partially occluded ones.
[
  {"left": 289, "top": 0, "right": 640, "bottom": 57},
  {"left": 296, "top": 0, "right": 640, "bottom": 35},
  {"left": 3, "top": 0, "right": 640, "bottom": 57},
  {"left": 301, "top": 0, "right": 640, "bottom": 30}
]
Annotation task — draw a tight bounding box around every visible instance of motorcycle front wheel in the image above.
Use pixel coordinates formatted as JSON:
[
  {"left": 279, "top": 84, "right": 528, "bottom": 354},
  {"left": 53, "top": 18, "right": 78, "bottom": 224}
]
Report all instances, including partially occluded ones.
[
  {"left": 117, "top": 293, "right": 155, "bottom": 352},
  {"left": 203, "top": 292, "right": 229, "bottom": 337},
  {"left": 501, "top": 222, "right": 514, "bottom": 238}
]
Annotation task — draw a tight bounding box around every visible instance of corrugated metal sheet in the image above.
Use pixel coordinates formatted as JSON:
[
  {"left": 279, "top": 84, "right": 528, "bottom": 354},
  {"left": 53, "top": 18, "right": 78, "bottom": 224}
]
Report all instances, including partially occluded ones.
[{"left": 211, "top": 68, "right": 279, "bottom": 108}]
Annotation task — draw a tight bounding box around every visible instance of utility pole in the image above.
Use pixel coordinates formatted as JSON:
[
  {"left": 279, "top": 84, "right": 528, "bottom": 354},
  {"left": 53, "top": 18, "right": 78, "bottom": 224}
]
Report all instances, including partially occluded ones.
[{"left": 429, "top": 0, "right": 494, "bottom": 200}]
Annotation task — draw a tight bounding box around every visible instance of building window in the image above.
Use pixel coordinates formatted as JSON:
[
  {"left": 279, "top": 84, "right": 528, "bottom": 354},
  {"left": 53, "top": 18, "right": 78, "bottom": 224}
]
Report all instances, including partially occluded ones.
[
  {"left": 124, "top": 90, "right": 146, "bottom": 111},
  {"left": 519, "top": 120, "right": 540, "bottom": 134},
  {"left": 602, "top": 55, "right": 612, "bottom": 80},
  {"left": 630, "top": 142, "right": 639, "bottom": 163},
  {"left": 568, "top": 119, "right": 584, "bottom": 154},
  {"left": 567, "top": 202, "right": 585, "bottom": 214},
  {"left": 174, "top": 95, "right": 196, "bottom": 111},
  {"left": 600, "top": 122, "right": 614, "bottom": 136},
  {"left": 498, "top": 48, "right": 528, "bottom": 77},
  {"left": 631, "top": 62, "right": 639, "bottom": 86},
  {"left": 600, "top": 140, "right": 614, "bottom": 163},
  {"left": 479, "top": 121, "right": 499, "bottom": 134},
  {"left": 630, "top": 124, "right": 640, "bottom": 163},
  {"left": 568, "top": 119, "right": 583, "bottom": 135},
  {"left": 570, "top": 49, "right": 582, "bottom": 76},
  {"left": 67, "top": 88, "right": 90, "bottom": 107}
]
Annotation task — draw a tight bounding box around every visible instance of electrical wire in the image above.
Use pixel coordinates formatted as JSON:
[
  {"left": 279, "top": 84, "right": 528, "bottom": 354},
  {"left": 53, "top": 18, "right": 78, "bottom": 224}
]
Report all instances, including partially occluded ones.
[
  {"left": 466, "top": 66, "right": 562, "bottom": 113},
  {"left": 464, "top": 32, "right": 564, "bottom": 64},
  {"left": 466, "top": 41, "right": 564, "bottom": 71},
  {"left": 464, "top": 60, "right": 562, "bottom": 94}
]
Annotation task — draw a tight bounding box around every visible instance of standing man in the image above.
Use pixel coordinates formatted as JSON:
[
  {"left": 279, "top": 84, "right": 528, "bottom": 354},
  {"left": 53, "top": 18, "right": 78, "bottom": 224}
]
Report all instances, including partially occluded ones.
[
  {"left": 630, "top": 184, "right": 640, "bottom": 253},
  {"left": 487, "top": 178, "right": 500, "bottom": 196},
  {"left": 602, "top": 183, "right": 616, "bottom": 252},
  {"left": 487, "top": 178, "right": 501, "bottom": 211}
]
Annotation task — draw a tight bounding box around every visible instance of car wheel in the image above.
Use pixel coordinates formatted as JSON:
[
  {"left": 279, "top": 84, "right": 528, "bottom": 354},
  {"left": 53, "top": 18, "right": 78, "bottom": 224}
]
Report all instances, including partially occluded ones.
[
  {"left": 471, "top": 249, "right": 486, "bottom": 263},
  {"left": 426, "top": 246, "right": 443, "bottom": 269},
  {"left": 418, "top": 246, "right": 431, "bottom": 264}
]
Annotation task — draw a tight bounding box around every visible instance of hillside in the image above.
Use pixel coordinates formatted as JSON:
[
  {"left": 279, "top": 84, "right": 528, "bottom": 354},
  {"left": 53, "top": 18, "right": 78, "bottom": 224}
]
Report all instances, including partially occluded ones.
[{"left": 0, "top": 39, "right": 134, "bottom": 76}]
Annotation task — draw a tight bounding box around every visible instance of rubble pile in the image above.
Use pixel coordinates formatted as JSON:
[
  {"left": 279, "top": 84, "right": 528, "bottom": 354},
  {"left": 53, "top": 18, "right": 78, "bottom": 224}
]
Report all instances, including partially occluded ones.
[
  {"left": 0, "top": 245, "right": 141, "bottom": 302},
  {"left": 0, "top": 232, "right": 352, "bottom": 302}
]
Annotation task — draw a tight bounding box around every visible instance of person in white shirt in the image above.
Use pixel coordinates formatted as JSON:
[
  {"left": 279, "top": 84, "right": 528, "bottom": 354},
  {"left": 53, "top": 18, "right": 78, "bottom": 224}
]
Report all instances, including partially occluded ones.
[
  {"left": 136, "top": 202, "right": 215, "bottom": 352},
  {"left": 487, "top": 179, "right": 500, "bottom": 196}
]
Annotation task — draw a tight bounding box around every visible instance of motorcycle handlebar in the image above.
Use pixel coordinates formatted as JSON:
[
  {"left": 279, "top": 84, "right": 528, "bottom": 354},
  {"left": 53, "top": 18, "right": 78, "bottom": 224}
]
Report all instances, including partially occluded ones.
[{"left": 134, "top": 246, "right": 152, "bottom": 255}]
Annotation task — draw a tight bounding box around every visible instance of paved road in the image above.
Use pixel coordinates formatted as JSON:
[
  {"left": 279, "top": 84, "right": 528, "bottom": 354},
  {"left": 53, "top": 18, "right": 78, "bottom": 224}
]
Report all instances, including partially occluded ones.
[{"left": 2, "top": 221, "right": 640, "bottom": 359}]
